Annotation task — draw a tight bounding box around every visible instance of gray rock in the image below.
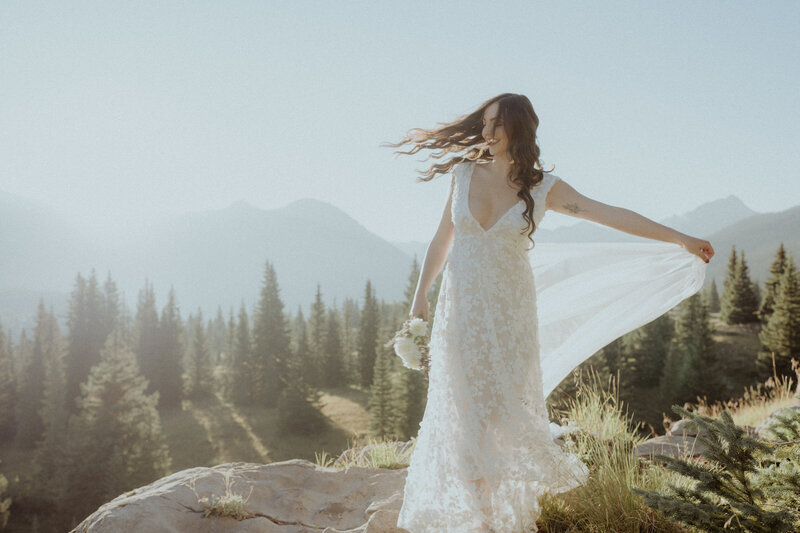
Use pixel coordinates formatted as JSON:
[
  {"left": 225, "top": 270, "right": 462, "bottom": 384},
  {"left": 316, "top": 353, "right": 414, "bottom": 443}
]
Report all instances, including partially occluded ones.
[
  {"left": 70, "top": 459, "right": 410, "bottom": 533},
  {"left": 755, "top": 405, "right": 800, "bottom": 440},
  {"left": 635, "top": 435, "right": 707, "bottom": 458}
]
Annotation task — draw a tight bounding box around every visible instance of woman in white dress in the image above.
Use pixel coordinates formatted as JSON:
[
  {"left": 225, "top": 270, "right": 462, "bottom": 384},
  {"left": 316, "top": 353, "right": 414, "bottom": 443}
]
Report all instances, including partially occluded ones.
[{"left": 387, "top": 93, "right": 714, "bottom": 532}]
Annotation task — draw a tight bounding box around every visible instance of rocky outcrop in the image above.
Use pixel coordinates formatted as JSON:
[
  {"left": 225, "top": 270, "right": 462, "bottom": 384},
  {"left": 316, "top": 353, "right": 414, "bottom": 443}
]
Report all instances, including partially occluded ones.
[{"left": 70, "top": 459, "right": 409, "bottom": 533}]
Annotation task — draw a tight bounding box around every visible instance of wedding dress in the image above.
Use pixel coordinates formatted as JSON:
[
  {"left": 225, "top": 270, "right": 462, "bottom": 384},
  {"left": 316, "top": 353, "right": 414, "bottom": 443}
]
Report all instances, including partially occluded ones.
[{"left": 396, "top": 160, "right": 706, "bottom": 532}]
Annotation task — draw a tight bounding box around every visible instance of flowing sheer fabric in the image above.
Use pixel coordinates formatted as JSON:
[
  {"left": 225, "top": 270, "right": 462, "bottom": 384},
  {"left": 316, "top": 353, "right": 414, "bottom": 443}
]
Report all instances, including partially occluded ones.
[
  {"left": 397, "top": 161, "right": 706, "bottom": 532},
  {"left": 532, "top": 241, "right": 706, "bottom": 398}
]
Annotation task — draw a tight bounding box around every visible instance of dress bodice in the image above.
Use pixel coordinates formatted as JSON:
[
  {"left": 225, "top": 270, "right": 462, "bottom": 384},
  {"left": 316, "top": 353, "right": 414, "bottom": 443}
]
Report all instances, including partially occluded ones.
[
  {"left": 453, "top": 161, "right": 560, "bottom": 245},
  {"left": 450, "top": 160, "right": 561, "bottom": 260}
]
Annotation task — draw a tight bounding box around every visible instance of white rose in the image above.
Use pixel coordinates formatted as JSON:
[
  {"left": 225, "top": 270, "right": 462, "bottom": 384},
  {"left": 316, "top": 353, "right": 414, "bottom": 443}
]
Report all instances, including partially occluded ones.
[
  {"left": 408, "top": 318, "right": 428, "bottom": 337},
  {"left": 402, "top": 346, "right": 423, "bottom": 370},
  {"left": 394, "top": 336, "right": 416, "bottom": 358}
]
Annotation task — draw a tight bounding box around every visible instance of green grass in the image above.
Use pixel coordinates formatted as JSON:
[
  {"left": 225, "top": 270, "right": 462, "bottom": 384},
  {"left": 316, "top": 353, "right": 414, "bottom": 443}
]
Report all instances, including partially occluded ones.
[{"left": 323, "top": 364, "right": 799, "bottom": 533}]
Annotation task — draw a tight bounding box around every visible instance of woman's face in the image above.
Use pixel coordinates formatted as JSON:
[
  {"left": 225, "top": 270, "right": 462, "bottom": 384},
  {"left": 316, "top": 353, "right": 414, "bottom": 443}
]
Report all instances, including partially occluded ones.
[{"left": 481, "top": 102, "right": 507, "bottom": 157}]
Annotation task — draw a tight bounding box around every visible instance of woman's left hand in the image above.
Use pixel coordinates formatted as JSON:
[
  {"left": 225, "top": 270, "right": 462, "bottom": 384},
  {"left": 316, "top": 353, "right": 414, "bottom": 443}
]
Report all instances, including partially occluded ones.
[{"left": 680, "top": 235, "right": 715, "bottom": 263}]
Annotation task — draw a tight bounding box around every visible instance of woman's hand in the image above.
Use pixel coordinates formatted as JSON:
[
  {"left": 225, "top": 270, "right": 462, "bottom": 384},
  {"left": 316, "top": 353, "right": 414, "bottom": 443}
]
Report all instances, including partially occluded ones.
[
  {"left": 409, "top": 296, "right": 430, "bottom": 322},
  {"left": 680, "top": 235, "right": 715, "bottom": 263}
]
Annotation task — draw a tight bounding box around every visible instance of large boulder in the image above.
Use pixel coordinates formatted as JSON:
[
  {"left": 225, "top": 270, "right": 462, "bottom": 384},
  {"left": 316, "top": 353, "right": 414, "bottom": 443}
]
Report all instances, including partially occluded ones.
[{"left": 70, "top": 459, "right": 409, "bottom": 533}]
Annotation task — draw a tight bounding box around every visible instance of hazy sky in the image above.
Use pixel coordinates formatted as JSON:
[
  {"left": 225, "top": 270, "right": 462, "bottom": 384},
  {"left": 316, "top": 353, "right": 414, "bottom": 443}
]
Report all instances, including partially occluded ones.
[{"left": 2, "top": 1, "right": 798, "bottom": 244}]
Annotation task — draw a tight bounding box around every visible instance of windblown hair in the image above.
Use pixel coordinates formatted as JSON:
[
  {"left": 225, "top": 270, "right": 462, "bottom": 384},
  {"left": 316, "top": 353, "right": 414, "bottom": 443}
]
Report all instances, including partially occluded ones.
[{"left": 383, "top": 93, "right": 555, "bottom": 247}]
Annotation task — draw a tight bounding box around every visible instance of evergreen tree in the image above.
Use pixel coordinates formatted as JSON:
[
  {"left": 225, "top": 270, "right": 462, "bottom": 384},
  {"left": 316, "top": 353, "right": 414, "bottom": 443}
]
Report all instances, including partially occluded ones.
[
  {"left": 721, "top": 248, "right": 760, "bottom": 324},
  {"left": 757, "top": 255, "right": 800, "bottom": 379},
  {"left": 0, "top": 322, "right": 18, "bottom": 443},
  {"left": 357, "top": 280, "right": 380, "bottom": 389},
  {"left": 60, "top": 326, "right": 171, "bottom": 527},
  {"left": 627, "top": 313, "right": 674, "bottom": 388},
  {"left": 368, "top": 348, "right": 395, "bottom": 439},
  {"left": 635, "top": 405, "right": 797, "bottom": 532},
  {"left": 391, "top": 258, "right": 428, "bottom": 439},
  {"left": 16, "top": 301, "right": 59, "bottom": 447},
  {"left": 708, "top": 278, "right": 721, "bottom": 313},
  {"left": 322, "top": 307, "right": 345, "bottom": 388},
  {"left": 228, "top": 303, "right": 253, "bottom": 406},
  {"left": 276, "top": 340, "right": 326, "bottom": 436},
  {"left": 101, "top": 271, "right": 121, "bottom": 337},
  {"left": 683, "top": 293, "right": 724, "bottom": 400},
  {"left": 720, "top": 246, "right": 738, "bottom": 323},
  {"left": 133, "top": 279, "right": 160, "bottom": 397},
  {"left": 183, "top": 309, "right": 214, "bottom": 398},
  {"left": 65, "top": 271, "right": 114, "bottom": 416},
  {"left": 341, "top": 297, "right": 360, "bottom": 386},
  {"left": 156, "top": 287, "right": 184, "bottom": 409},
  {"left": 208, "top": 306, "right": 227, "bottom": 366},
  {"left": 252, "top": 261, "right": 291, "bottom": 407},
  {"left": 32, "top": 307, "right": 69, "bottom": 503},
  {"left": 291, "top": 306, "right": 313, "bottom": 387},
  {"left": 752, "top": 279, "right": 762, "bottom": 309},
  {"left": 308, "top": 283, "right": 327, "bottom": 388},
  {"left": 225, "top": 306, "right": 236, "bottom": 363},
  {"left": 758, "top": 243, "right": 788, "bottom": 324}
]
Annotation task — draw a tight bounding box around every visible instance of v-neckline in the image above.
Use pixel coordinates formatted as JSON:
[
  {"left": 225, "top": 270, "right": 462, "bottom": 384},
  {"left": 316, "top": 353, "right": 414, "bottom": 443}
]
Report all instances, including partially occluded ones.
[{"left": 466, "top": 162, "right": 524, "bottom": 232}]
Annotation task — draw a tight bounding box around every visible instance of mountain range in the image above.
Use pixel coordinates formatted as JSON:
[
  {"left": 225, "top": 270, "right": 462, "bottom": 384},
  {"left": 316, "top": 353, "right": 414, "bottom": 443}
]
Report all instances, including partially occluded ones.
[{"left": 1, "top": 188, "right": 797, "bottom": 340}]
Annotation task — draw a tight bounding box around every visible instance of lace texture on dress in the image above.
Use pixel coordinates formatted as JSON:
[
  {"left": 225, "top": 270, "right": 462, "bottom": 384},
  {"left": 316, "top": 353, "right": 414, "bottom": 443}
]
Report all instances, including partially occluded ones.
[{"left": 397, "top": 161, "right": 589, "bottom": 533}]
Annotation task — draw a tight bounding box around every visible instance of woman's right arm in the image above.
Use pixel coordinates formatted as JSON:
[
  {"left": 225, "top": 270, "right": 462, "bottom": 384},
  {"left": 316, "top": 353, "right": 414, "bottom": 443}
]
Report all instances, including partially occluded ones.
[{"left": 409, "top": 174, "right": 456, "bottom": 321}]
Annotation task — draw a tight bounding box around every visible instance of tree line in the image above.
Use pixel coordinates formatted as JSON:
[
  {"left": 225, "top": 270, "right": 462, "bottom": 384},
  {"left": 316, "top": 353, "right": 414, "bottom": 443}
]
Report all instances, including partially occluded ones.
[
  {"left": 548, "top": 242, "right": 800, "bottom": 428},
  {"left": 0, "top": 256, "right": 438, "bottom": 531}
]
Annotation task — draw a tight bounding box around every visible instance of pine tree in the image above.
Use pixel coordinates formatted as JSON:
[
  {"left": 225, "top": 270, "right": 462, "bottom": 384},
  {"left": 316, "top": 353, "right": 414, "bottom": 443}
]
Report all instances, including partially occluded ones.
[
  {"left": 32, "top": 306, "right": 68, "bottom": 503},
  {"left": 133, "top": 279, "right": 160, "bottom": 397},
  {"left": 707, "top": 278, "right": 721, "bottom": 313},
  {"left": 368, "top": 348, "right": 395, "bottom": 439},
  {"left": 183, "top": 309, "right": 214, "bottom": 398},
  {"left": 291, "top": 306, "right": 313, "bottom": 387},
  {"left": 252, "top": 261, "right": 291, "bottom": 407},
  {"left": 101, "top": 272, "right": 121, "bottom": 336},
  {"left": 664, "top": 293, "right": 723, "bottom": 402},
  {"left": 322, "top": 307, "right": 345, "bottom": 388},
  {"left": 628, "top": 313, "right": 674, "bottom": 388},
  {"left": 721, "top": 249, "right": 760, "bottom": 324},
  {"left": 0, "top": 322, "right": 18, "bottom": 443},
  {"left": 276, "top": 342, "right": 326, "bottom": 436},
  {"left": 308, "top": 283, "right": 327, "bottom": 388},
  {"left": 634, "top": 405, "right": 797, "bottom": 532},
  {"left": 60, "top": 326, "right": 171, "bottom": 526},
  {"left": 659, "top": 294, "right": 722, "bottom": 405},
  {"left": 156, "top": 287, "right": 184, "bottom": 409},
  {"left": 16, "top": 301, "right": 59, "bottom": 447},
  {"left": 228, "top": 303, "right": 253, "bottom": 406},
  {"left": 341, "top": 297, "right": 360, "bottom": 386},
  {"left": 720, "top": 246, "right": 738, "bottom": 324},
  {"left": 758, "top": 243, "right": 788, "bottom": 324},
  {"left": 64, "top": 271, "right": 114, "bottom": 416},
  {"left": 357, "top": 280, "right": 380, "bottom": 389},
  {"left": 682, "top": 293, "right": 724, "bottom": 400},
  {"left": 208, "top": 306, "right": 227, "bottom": 366},
  {"left": 757, "top": 255, "right": 800, "bottom": 379}
]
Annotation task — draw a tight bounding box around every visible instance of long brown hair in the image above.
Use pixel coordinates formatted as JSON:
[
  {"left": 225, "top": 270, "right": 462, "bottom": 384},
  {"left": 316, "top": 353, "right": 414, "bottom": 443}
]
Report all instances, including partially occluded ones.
[{"left": 383, "top": 93, "right": 554, "bottom": 247}]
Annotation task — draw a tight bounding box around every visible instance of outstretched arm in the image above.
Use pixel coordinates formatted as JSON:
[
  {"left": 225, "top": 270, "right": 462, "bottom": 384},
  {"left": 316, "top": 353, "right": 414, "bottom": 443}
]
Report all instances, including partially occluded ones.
[{"left": 546, "top": 179, "right": 715, "bottom": 263}]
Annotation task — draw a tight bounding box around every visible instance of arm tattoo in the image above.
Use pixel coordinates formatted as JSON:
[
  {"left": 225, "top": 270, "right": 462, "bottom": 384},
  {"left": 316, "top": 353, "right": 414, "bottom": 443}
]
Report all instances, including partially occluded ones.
[{"left": 563, "top": 202, "right": 583, "bottom": 214}]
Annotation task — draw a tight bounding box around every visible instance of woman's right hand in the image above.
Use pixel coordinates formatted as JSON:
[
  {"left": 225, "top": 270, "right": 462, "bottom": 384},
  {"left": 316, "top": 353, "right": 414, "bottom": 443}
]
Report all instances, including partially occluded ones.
[{"left": 409, "top": 297, "right": 430, "bottom": 322}]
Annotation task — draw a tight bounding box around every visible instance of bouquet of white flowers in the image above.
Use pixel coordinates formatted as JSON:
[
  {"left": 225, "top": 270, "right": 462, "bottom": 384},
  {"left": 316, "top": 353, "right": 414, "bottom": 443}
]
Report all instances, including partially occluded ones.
[{"left": 384, "top": 317, "right": 431, "bottom": 379}]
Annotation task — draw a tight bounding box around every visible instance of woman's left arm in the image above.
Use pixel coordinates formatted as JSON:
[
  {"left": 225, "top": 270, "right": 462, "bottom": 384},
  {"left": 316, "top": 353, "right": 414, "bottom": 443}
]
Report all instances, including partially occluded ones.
[{"left": 546, "top": 179, "right": 715, "bottom": 263}]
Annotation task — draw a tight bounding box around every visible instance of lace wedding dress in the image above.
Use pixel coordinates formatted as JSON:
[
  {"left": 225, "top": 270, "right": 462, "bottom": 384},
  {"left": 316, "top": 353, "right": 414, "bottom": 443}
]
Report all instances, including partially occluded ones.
[{"left": 396, "top": 161, "right": 706, "bottom": 532}]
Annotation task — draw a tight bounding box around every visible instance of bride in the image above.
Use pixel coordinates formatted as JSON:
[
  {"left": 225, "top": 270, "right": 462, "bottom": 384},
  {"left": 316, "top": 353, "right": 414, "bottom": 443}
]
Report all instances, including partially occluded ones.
[{"left": 387, "top": 93, "right": 714, "bottom": 532}]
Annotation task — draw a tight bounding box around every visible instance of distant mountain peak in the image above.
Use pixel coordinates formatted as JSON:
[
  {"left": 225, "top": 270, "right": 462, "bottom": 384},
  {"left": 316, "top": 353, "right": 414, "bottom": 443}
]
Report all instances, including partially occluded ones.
[{"left": 226, "top": 199, "right": 261, "bottom": 211}]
